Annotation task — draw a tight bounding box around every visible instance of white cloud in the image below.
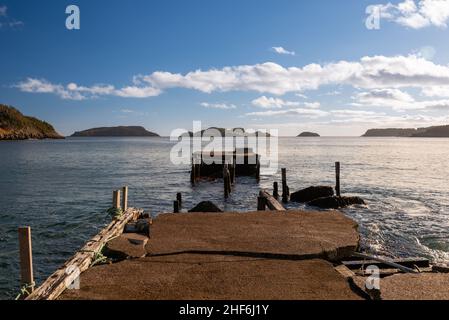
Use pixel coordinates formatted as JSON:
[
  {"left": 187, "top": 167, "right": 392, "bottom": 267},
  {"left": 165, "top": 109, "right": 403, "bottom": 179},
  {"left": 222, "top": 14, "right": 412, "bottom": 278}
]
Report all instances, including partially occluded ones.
[
  {"left": 421, "top": 86, "right": 449, "bottom": 97},
  {"left": 200, "top": 102, "right": 237, "bottom": 109},
  {"left": 353, "top": 88, "right": 449, "bottom": 110},
  {"left": 271, "top": 46, "right": 296, "bottom": 56},
  {"left": 16, "top": 54, "right": 449, "bottom": 102},
  {"left": 251, "top": 96, "right": 321, "bottom": 109},
  {"left": 246, "top": 108, "right": 329, "bottom": 118},
  {"left": 377, "top": 0, "right": 449, "bottom": 29},
  {"left": 16, "top": 78, "right": 160, "bottom": 99}
]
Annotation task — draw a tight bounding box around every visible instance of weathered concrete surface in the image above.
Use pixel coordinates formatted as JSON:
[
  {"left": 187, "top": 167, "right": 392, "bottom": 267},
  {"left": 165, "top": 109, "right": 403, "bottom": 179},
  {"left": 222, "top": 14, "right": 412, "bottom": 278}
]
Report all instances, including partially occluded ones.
[
  {"left": 59, "top": 210, "right": 361, "bottom": 300},
  {"left": 59, "top": 255, "right": 362, "bottom": 300},
  {"left": 379, "top": 273, "right": 449, "bottom": 300},
  {"left": 145, "top": 210, "right": 359, "bottom": 261}
]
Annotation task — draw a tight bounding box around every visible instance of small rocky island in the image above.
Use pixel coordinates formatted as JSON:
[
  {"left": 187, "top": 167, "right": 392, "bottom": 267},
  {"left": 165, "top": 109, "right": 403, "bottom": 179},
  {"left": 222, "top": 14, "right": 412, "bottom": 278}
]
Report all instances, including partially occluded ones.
[
  {"left": 0, "top": 104, "right": 63, "bottom": 140},
  {"left": 297, "top": 132, "right": 320, "bottom": 137},
  {"left": 71, "top": 126, "right": 159, "bottom": 137},
  {"left": 362, "top": 125, "right": 449, "bottom": 137}
]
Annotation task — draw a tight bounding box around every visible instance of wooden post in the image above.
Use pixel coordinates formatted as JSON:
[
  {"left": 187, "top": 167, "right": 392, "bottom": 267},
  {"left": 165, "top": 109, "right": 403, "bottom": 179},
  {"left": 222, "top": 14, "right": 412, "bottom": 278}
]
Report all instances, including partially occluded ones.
[
  {"left": 112, "top": 190, "right": 121, "bottom": 209},
  {"left": 335, "top": 162, "right": 341, "bottom": 197},
  {"left": 257, "top": 196, "right": 266, "bottom": 211},
  {"left": 273, "top": 182, "right": 279, "bottom": 199},
  {"left": 256, "top": 155, "right": 260, "bottom": 181},
  {"left": 176, "top": 193, "right": 182, "bottom": 208},
  {"left": 122, "top": 186, "right": 128, "bottom": 211},
  {"left": 281, "top": 168, "right": 289, "bottom": 203},
  {"left": 174, "top": 200, "right": 180, "bottom": 213},
  {"left": 18, "top": 227, "right": 34, "bottom": 295},
  {"left": 224, "top": 164, "right": 230, "bottom": 198}
]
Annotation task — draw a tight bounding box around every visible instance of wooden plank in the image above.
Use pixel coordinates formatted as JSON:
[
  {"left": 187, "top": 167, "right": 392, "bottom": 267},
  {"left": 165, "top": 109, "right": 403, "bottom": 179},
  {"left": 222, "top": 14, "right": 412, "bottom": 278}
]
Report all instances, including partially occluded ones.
[
  {"left": 259, "top": 190, "right": 286, "bottom": 211},
  {"left": 18, "top": 227, "right": 34, "bottom": 293},
  {"left": 26, "top": 208, "right": 143, "bottom": 300}
]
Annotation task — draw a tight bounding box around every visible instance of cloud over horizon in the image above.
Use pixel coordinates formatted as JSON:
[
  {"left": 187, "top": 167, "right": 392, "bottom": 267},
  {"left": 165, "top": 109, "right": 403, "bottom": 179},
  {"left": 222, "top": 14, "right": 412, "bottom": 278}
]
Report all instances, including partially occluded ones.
[{"left": 376, "top": 0, "right": 449, "bottom": 29}]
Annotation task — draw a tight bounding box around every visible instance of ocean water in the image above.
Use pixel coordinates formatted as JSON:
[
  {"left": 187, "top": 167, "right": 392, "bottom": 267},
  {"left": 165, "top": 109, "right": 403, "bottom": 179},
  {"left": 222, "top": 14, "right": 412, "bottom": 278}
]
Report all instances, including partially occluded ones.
[{"left": 1, "top": 137, "right": 449, "bottom": 299}]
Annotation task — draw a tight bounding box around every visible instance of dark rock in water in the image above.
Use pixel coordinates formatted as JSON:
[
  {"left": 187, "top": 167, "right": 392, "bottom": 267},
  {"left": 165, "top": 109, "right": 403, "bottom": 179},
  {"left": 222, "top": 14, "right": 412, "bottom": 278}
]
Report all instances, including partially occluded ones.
[
  {"left": 308, "top": 196, "right": 365, "bottom": 209},
  {"left": 189, "top": 201, "right": 223, "bottom": 213},
  {"left": 290, "top": 186, "right": 334, "bottom": 203}
]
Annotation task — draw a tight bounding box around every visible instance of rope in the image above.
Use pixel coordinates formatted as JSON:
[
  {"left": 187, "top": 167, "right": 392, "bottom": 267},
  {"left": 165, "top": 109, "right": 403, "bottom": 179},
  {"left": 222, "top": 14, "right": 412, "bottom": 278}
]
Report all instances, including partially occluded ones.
[{"left": 15, "top": 281, "right": 35, "bottom": 300}]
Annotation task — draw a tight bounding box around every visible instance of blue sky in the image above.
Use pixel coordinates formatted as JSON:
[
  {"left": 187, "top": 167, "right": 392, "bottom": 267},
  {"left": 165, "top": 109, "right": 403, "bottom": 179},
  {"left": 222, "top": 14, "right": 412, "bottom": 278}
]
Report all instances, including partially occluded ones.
[{"left": 1, "top": 0, "right": 449, "bottom": 136}]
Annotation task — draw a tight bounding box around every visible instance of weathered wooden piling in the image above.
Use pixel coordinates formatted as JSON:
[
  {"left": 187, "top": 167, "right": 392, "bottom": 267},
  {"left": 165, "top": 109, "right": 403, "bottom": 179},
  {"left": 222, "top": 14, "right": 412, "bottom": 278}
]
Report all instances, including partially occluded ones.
[
  {"left": 122, "top": 186, "right": 128, "bottom": 211},
  {"left": 335, "top": 162, "right": 341, "bottom": 197},
  {"left": 18, "top": 227, "right": 34, "bottom": 297},
  {"left": 223, "top": 164, "right": 231, "bottom": 198},
  {"left": 174, "top": 200, "right": 180, "bottom": 213},
  {"left": 273, "top": 182, "right": 279, "bottom": 199},
  {"left": 256, "top": 155, "right": 261, "bottom": 181},
  {"left": 176, "top": 193, "right": 182, "bottom": 208},
  {"left": 257, "top": 196, "right": 267, "bottom": 211},
  {"left": 112, "top": 190, "right": 121, "bottom": 209},
  {"left": 281, "top": 168, "right": 289, "bottom": 203}
]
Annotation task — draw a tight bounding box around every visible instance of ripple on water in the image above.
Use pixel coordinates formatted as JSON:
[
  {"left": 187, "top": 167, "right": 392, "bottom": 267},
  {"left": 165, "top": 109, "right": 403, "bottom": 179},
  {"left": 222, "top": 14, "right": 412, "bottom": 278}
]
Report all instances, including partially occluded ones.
[{"left": 1, "top": 137, "right": 449, "bottom": 299}]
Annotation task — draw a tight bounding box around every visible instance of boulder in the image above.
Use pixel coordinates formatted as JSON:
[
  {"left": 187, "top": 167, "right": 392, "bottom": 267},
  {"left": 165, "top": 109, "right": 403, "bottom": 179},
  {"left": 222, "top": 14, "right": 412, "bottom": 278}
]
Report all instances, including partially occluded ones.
[
  {"left": 104, "top": 233, "right": 149, "bottom": 260},
  {"left": 307, "top": 196, "right": 365, "bottom": 209},
  {"left": 189, "top": 201, "right": 223, "bottom": 213},
  {"left": 290, "top": 186, "right": 334, "bottom": 203},
  {"left": 124, "top": 218, "right": 152, "bottom": 237}
]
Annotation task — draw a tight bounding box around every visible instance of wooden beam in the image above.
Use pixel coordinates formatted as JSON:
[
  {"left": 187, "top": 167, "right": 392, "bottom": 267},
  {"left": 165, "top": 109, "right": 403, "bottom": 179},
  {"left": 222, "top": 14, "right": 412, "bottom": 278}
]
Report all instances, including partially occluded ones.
[
  {"left": 174, "top": 200, "right": 180, "bottom": 213},
  {"left": 259, "top": 190, "right": 286, "bottom": 211},
  {"left": 18, "top": 227, "right": 34, "bottom": 294},
  {"left": 26, "top": 208, "right": 143, "bottom": 300}
]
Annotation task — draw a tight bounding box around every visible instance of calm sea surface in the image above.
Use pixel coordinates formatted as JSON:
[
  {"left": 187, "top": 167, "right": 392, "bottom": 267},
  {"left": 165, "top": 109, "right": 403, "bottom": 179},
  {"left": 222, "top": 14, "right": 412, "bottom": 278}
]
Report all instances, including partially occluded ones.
[{"left": 1, "top": 137, "right": 449, "bottom": 299}]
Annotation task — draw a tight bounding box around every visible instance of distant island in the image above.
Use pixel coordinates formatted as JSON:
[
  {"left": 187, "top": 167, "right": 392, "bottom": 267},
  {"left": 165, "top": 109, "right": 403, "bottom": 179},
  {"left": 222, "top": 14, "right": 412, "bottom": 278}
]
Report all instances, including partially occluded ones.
[
  {"left": 362, "top": 125, "right": 449, "bottom": 137},
  {"left": 71, "top": 126, "right": 160, "bottom": 137},
  {"left": 0, "top": 104, "right": 63, "bottom": 140},
  {"left": 183, "top": 127, "right": 271, "bottom": 137},
  {"left": 297, "top": 132, "right": 320, "bottom": 137}
]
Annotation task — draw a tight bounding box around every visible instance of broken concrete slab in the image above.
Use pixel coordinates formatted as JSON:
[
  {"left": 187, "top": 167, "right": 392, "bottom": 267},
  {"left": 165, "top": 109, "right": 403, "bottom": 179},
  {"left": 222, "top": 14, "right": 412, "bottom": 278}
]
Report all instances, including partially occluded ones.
[
  {"left": 379, "top": 273, "right": 449, "bottom": 300},
  {"left": 145, "top": 210, "right": 359, "bottom": 261},
  {"left": 59, "top": 255, "right": 363, "bottom": 300}
]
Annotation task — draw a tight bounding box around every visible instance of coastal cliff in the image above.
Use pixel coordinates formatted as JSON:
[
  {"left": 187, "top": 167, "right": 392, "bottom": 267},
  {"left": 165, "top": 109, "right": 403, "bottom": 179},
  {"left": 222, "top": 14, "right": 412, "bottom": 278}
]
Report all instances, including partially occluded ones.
[
  {"left": 362, "top": 125, "right": 449, "bottom": 137},
  {"left": 0, "top": 104, "right": 63, "bottom": 140},
  {"left": 71, "top": 126, "right": 160, "bottom": 137}
]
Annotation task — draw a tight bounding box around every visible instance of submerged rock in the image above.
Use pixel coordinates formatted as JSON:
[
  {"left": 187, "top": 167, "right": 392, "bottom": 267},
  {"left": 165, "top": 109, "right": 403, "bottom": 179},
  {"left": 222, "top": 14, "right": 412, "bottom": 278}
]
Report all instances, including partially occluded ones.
[
  {"left": 189, "top": 201, "right": 223, "bottom": 213},
  {"left": 307, "top": 196, "right": 365, "bottom": 209},
  {"left": 290, "top": 186, "right": 334, "bottom": 203}
]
